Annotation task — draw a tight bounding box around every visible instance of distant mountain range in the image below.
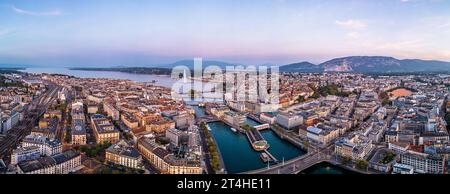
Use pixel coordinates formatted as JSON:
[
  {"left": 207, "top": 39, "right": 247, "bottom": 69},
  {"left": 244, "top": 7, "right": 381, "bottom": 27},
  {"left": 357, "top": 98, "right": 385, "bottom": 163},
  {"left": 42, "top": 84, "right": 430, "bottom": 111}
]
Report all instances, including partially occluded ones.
[
  {"left": 12, "top": 56, "right": 450, "bottom": 74},
  {"left": 280, "top": 56, "right": 450, "bottom": 73}
]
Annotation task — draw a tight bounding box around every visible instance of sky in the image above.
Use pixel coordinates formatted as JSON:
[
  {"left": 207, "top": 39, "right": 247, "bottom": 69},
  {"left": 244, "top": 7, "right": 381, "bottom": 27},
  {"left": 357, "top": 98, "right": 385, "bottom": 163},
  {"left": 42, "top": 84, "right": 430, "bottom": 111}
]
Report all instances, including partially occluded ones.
[{"left": 0, "top": 0, "right": 450, "bottom": 67}]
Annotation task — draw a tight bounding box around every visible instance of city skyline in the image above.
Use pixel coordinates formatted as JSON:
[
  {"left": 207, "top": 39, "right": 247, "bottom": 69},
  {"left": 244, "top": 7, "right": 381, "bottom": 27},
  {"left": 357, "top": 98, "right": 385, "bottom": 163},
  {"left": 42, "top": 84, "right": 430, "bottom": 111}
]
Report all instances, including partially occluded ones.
[{"left": 1, "top": 0, "right": 450, "bottom": 67}]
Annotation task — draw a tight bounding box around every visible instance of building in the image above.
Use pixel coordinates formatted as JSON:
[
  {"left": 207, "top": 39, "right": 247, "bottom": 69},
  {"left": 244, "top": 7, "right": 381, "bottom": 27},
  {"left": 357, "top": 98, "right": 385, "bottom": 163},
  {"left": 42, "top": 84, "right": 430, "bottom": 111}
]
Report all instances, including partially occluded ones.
[
  {"left": 121, "top": 113, "right": 139, "bottom": 130},
  {"left": 307, "top": 126, "right": 339, "bottom": 146},
  {"left": 71, "top": 100, "right": 87, "bottom": 145},
  {"left": 71, "top": 119, "right": 87, "bottom": 145},
  {"left": 32, "top": 117, "right": 58, "bottom": 140},
  {"left": 173, "top": 113, "right": 194, "bottom": 130},
  {"left": 209, "top": 106, "right": 230, "bottom": 118},
  {"left": 91, "top": 114, "right": 120, "bottom": 144},
  {"left": 17, "top": 149, "right": 81, "bottom": 174},
  {"left": 11, "top": 146, "right": 41, "bottom": 165},
  {"left": 103, "top": 101, "right": 120, "bottom": 121},
  {"left": 335, "top": 134, "right": 374, "bottom": 160},
  {"left": 87, "top": 102, "right": 99, "bottom": 114},
  {"left": 145, "top": 118, "right": 175, "bottom": 134},
  {"left": 0, "top": 159, "right": 6, "bottom": 173},
  {"left": 223, "top": 111, "right": 246, "bottom": 127},
  {"left": 17, "top": 156, "right": 56, "bottom": 174},
  {"left": 52, "top": 149, "right": 82, "bottom": 174},
  {"left": 22, "top": 134, "right": 62, "bottom": 156},
  {"left": 392, "top": 163, "right": 414, "bottom": 174},
  {"left": 137, "top": 137, "right": 202, "bottom": 174},
  {"left": 260, "top": 113, "right": 276, "bottom": 124},
  {"left": 276, "top": 112, "right": 303, "bottom": 130},
  {"left": 166, "top": 128, "right": 189, "bottom": 146},
  {"left": 71, "top": 101, "right": 85, "bottom": 121},
  {"left": 87, "top": 94, "right": 105, "bottom": 104},
  {"left": 400, "top": 151, "right": 445, "bottom": 174},
  {"left": 44, "top": 110, "right": 62, "bottom": 120},
  {"left": 255, "top": 103, "right": 280, "bottom": 114},
  {"left": 0, "top": 111, "right": 20, "bottom": 134},
  {"left": 368, "top": 149, "right": 396, "bottom": 173},
  {"left": 105, "top": 140, "right": 142, "bottom": 169}
]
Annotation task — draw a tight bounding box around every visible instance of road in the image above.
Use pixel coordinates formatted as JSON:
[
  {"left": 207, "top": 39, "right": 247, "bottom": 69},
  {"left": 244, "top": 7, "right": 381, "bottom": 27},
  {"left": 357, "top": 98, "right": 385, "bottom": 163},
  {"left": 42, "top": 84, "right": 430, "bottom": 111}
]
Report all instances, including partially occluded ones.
[
  {"left": 197, "top": 123, "right": 215, "bottom": 174},
  {"left": 243, "top": 144, "right": 334, "bottom": 174},
  {"left": 0, "top": 81, "right": 61, "bottom": 162}
]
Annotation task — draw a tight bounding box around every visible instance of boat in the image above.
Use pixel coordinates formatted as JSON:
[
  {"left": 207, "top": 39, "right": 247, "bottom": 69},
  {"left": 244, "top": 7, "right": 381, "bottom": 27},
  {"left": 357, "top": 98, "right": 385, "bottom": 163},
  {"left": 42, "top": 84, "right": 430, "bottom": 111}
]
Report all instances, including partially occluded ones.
[
  {"left": 260, "top": 153, "right": 271, "bottom": 163},
  {"left": 230, "top": 128, "right": 237, "bottom": 132},
  {"left": 207, "top": 125, "right": 212, "bottom": 131}
]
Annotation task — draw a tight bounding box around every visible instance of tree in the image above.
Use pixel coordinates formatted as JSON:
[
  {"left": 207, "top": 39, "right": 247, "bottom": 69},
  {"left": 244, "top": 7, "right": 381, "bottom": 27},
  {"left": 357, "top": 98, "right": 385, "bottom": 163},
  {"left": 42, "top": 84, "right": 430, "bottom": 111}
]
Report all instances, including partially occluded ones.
[
  {"left": 296, "top": 95, "right": 305, "bottom": 103},
  {"left": 241, "top": 124, "right": 254, "bottom": 131},
  {"left": 356, "top": 159, "right": 369, "bottom": 171},
  {"left": 189, "top": 89, "right": 195, "bottom": 99},
  {"left": 303, "top": 140, "right": 310, "bottom": 150},
  {"left": 64, "top": 128, "right": 71, "bottom": 143},
  {"left": 381, "top": 152, "right": 396, "bottom": 164},
  {"left": 382, "top": 98, "right": 392, "bottom": 106},
  {"left": 341, "top": 156, "right": 352, "bottom": 165}
]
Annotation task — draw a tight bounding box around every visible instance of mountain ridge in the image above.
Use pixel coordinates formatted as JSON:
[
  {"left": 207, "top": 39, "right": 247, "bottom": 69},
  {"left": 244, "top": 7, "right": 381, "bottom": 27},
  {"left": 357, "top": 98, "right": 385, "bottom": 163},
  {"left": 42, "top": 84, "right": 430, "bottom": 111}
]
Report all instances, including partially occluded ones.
[{"left": 280, "top": 56, "right": 450, "bottom": 73}]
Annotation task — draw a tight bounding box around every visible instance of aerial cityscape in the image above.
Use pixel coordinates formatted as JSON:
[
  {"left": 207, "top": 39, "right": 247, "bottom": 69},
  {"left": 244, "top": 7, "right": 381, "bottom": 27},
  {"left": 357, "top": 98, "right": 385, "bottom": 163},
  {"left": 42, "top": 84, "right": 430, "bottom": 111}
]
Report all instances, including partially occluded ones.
[{"left": 1, "top": 0, "right": 450, "bottom": 178}]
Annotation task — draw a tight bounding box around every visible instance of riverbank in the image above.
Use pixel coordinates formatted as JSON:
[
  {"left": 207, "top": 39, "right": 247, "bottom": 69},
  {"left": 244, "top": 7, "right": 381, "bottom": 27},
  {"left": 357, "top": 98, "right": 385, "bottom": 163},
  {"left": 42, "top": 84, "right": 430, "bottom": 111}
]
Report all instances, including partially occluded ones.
[{"left": 200, "top": 122, "right": 226, "bottom": 174}]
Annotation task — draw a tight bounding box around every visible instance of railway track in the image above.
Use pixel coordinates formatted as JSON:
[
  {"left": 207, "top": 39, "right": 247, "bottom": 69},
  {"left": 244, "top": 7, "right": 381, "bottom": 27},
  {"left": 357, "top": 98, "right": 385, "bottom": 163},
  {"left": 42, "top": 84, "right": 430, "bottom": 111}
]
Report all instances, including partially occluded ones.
[{"left": 0, "top": 83, "right": 61, "bottom": 161}]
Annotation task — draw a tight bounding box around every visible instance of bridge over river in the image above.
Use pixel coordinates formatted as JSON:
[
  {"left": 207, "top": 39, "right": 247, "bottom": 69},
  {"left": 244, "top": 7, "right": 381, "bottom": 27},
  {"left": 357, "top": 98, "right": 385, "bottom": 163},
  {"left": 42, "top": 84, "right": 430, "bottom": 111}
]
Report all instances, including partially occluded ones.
[
  {"left": 241, "top": 148, "right": 332, "bottom": 174},
  {"left": 242, "top": 144, "right": 373, "bottom": 174}
]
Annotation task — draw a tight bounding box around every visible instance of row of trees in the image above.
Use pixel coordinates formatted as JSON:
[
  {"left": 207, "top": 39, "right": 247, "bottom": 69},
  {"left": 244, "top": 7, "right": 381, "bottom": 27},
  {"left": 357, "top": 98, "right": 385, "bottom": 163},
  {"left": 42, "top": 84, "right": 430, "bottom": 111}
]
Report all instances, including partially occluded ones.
[
  {"left": 79, "top": 142, "right": 113, "bottom": 158},
  {"left": 0, "top": 75, "right": 25, "bottom": 88},
  {"left": 341, "top": 156, "right": 369, "bottom": 171},
  {"left": 200, "top": 122, "right": 222, "bottom": 172},
  {"left": 380, "top": 151, "right": 396, "bottom": 164},
  {"left": 308, "top": 83, "right": 351, "bottom": 99}
]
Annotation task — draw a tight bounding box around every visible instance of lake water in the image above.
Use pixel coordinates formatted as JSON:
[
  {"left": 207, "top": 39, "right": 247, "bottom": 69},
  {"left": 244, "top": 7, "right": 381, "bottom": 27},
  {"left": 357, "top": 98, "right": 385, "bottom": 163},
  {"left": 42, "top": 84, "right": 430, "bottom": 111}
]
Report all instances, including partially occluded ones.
[
  {"left": 22, "top": 67, "right": 178, "bottom": 88},
  {"left": 22, "top": 67, "right": 222, "bottom": 102}
]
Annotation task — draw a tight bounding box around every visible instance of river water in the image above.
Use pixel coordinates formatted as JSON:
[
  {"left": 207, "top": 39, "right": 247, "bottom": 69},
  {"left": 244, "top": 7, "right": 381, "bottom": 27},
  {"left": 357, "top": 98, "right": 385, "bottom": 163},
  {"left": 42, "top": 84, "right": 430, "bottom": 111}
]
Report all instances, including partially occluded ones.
[{"left": 192, "top": 106, "right": 305, "bottom": 174}]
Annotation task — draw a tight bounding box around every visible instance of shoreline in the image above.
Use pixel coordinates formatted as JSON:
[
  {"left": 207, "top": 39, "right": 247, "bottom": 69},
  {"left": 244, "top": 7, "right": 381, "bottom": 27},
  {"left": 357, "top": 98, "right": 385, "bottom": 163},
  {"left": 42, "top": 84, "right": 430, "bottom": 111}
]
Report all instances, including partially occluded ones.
[{"left": 20, "top": 67, "right": 178, "bottom": 89}]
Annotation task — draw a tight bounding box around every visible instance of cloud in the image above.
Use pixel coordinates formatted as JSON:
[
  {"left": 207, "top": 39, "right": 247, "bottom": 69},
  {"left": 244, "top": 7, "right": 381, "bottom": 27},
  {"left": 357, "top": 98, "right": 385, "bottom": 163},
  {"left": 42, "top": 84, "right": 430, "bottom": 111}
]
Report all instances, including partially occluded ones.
[
  {"left": 11, "top": 5, "right": 62, "bottom": 16},
  {"left": 0, "top": 28, "right": 14, "bottom": 37},
  {"left": 335, "top": 19, "right": 367, "bottom": 29},
  {"left": 347, "top": 31, "right": 360, "bottom": 39},
  {"left": 438, "top": 22, "right": 450, "bottom": 28},
  {"left": 377, "top": 39, "right": 424, "bottom": 50}
]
